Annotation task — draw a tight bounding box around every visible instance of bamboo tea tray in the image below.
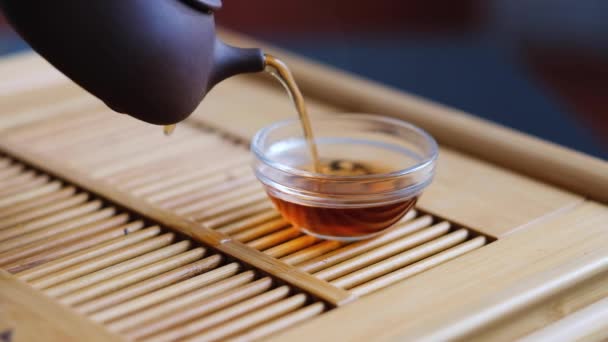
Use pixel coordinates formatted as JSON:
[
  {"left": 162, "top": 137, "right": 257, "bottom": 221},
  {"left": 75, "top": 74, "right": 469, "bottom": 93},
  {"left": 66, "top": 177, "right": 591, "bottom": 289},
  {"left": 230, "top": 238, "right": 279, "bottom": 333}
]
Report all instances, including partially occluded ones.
[{"left": 0, "top": 31, "right": 607, "bottom": 342}]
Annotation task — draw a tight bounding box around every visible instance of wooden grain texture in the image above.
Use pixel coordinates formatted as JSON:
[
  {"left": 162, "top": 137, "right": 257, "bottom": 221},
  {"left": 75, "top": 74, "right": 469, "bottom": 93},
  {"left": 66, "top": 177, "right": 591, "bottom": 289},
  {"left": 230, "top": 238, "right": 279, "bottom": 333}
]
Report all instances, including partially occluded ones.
[
  {"left": 58, "top": 247, "right": 206, "bottom": 306},
  {"left": 91, "top": 263, "right": 241, "bottom": 324},
  {"left": 0, "top": 181, "right": 62, "bottom": 208},
  {"left": 468, "top": 271, "right": 608, "bottom": 342},
  {"left": 0, "top": 270, "right": 121, "bottom": 342},
  {"left": 183, "top": 293, "right": 308, "bottom": 342},
  {"left": 313, "top": 221, "right": 451, "bottom": 281},
  {"left": 29, "top": 232, "right": 175, "bottom": 290},
  {"left": 75, "top": 254, "right": 222, "bottom": 315},
  {"left": 517, "top": 295, "right": 608, "bottom": 342},
  {"left": 267, "top": 202, "right": 608, "bottom": 341},
  {"left": 417, "top": 148, "right": 583, "bottom": 237},
  {"left": 226, "top": 302, "right": 326, "bottom": 342},
  {"left": 350, "top": 236, "right": 487, "bottom": 296},
  {"left": 1, "top": 39, "right": 607, "bottom": 341},
  {"left": 108, "top": 271, "right": 258, "bottom": 334},
  {"left": 43, "top": 237, "right": 187, "bottom": 296},
  {"left": 218, "top": 30, "right": 608, "bottom": 204},
  {"left": 297, "top": 213, "right": 430, "bottom": 273},
  {"left": 15, "top": 226, "right": 161, "bottom": 282},
  {"left": 219, "top": 240, "right": 355, "bottom": 306},
  {"left": 122, "top": 277, "right": 275, "bottom": 340},
  {"left": 0, "top": 213, "right": 133, "bottom": 268},
  {"left": 329, "top": 229, "right": 470, "bottom": 289}
]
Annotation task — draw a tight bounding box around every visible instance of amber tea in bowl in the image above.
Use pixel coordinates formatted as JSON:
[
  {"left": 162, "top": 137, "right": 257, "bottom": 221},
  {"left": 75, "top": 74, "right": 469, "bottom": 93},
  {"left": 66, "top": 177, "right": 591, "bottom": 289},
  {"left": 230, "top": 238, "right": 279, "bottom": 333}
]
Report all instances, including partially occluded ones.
[{"left": 252, "top": 114, "right": 438, "bottom": 241}]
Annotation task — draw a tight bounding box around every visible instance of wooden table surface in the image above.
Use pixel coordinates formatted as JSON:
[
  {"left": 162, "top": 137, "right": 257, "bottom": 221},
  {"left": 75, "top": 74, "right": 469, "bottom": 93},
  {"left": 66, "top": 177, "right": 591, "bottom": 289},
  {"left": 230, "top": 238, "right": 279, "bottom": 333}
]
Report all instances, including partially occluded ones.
[{"left": 0, "top": 31, "right": 606, "bottom": 341}]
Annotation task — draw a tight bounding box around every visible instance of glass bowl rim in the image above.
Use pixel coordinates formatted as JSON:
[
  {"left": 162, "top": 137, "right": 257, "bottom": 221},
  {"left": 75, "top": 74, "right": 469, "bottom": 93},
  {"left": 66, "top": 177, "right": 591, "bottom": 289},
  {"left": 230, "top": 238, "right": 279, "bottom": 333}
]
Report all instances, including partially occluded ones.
[{"left": 251, "top": 113, "right": 439, "bottom": 181}]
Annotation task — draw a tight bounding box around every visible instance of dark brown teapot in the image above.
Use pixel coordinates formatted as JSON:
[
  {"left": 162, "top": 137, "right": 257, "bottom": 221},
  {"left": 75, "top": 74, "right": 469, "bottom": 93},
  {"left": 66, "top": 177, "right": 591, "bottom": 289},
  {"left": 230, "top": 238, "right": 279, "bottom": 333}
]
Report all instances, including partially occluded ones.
[{"left": 0, "top": 0, "right": 265, "bottom": 124}]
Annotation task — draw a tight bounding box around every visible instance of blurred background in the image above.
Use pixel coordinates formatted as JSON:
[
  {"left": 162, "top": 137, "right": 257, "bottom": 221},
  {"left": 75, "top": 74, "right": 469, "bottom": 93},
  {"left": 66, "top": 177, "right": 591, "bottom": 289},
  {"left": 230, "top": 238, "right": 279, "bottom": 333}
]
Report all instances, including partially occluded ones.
[{"left": 1, "top": 0, "right": 606, "bottom": 159}]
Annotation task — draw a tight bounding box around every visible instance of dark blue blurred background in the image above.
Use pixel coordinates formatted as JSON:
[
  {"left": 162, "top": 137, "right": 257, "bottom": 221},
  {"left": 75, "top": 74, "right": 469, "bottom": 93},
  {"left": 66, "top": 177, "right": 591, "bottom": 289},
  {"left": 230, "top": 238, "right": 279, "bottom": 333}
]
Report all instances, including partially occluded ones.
[{"left": 1, "top": 0, "right": 606, "bottom": 159}]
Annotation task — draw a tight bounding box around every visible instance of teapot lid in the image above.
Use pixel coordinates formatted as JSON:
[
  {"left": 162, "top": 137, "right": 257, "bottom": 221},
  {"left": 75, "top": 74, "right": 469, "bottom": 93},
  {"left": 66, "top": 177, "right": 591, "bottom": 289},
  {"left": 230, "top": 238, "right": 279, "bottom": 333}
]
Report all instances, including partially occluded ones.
[{"left": 181, "top": 0, "right": 222, "bottom": 12}]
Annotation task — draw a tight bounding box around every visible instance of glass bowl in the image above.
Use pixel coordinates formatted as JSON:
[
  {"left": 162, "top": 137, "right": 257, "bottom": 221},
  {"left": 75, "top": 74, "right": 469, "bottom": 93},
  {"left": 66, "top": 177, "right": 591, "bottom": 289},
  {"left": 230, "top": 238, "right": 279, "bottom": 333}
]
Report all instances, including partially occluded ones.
[{"left": 251, "top": 114, "right": 438, "bottom": 241}]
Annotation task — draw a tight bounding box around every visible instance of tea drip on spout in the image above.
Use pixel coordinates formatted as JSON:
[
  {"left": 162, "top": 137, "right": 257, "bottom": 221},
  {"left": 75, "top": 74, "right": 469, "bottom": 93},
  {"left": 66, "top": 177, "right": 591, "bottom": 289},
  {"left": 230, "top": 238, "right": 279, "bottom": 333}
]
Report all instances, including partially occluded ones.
[{"left": 163, "top": 124, "right": 176, "bottom": 136}]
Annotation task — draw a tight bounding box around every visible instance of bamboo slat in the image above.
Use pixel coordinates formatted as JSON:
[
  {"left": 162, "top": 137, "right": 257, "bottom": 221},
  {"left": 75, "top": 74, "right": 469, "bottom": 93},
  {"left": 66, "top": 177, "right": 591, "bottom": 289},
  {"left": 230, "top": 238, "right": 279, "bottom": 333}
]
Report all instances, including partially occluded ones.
[
  {"left": 91, "top": 263, "right": 242, "bottom": 324},
  {"left": 0, "top": 168, "right": 31, "bottom": 185},
  {"left": 0, "top": 175, "right": 51, "bottom": 198},
  {"left": 107, "top": 271, "right": 257, "bottom": 332},
  {"left": 204, "top": 201, "right": 276, "bottom": 229},
  {"left": 0, "top": 200, "right": 103, "bottom": 241},
  {"left": 43, "top": 239, "right": 191, "bottom": 297},
  {"left": 246, "top": 226, "right": 302, "bottom": 250},
  {"left": 147, "top": 168, "right": 252, "bottom": 204},
  {"left": 0, "top": 181, "right": 62, "bottom": 208},
  {"left": 0, "top": 89, "right": 101, "bottom": 132},
  {"left": 4, "top": 222, "right": 142, "bottom": 273},
  {"left": 58, "top": 247, "right": 206, "bottom": 306},
  {"left": 350, "top": 236, "right": 487, "bottom": 296},
  {"left": 280, "top": 240, "right": 344, "bottom": 266},
  {"left": 0, "top": 192, "right": 90, "bottom": 229},
  {"left": 280, "top": 210, "right": 417, "bottom": 267},
  {"left": 123, "top": 277, "right": 275, "bottom": 340},
  {"left": 6, "top": 111, "right": 108, "bottom": 145},
  {"left": 0, "top": 208, "right": 117, "bottom": 255},
  {"left": 111, "top": 154, "right": 248, "bottom": 190},
  {"left": 227, "top": 302, "right": 326, "bottom": 342},
  {"left": 75, "top": 255, "right": 223, "bottom": 314},
  {"left": 131, "top": 162, "right": 249, "bottom": 197},
  {"left": 213, "top": 209, "right": 280, "bottom": 234},
  {"left": 190, "top": 191, "right": 268, "bottom": 221},
  {"left": 263, "top": 235, "right": 318, "bottom": 259},
  {"left": 330, "top": 229, "right": 469, "bottom": 289},
  {"left": 29, "top": 232, "right": 175, "bottom": 289},
  {"left": 15, "top": 226, "right": 161, "bottom": 281},
  {"left": 314, "top": 222, "right": 452, "bottom": 282},
  {"left": 182, "top": 293, "right": 307, "bottom": 342},
  {"left": 297, "top": 214, "right": 433, "bottom": 273},
  {"left": 0, "top": 214, "right": 133, "bottom": 267}
]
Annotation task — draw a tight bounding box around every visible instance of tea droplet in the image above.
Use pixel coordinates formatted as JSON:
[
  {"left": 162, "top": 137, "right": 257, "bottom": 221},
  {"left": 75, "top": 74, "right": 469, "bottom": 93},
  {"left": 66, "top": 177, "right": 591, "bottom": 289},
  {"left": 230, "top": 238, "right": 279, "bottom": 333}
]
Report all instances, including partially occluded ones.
[{"left": 163, "top": 124, "right": 176, "bottom": 136}]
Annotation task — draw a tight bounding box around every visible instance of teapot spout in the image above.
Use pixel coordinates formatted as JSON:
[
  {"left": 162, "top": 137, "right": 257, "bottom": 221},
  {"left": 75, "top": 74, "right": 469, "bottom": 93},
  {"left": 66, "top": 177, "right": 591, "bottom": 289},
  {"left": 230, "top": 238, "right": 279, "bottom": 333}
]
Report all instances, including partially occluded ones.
[{"left": 208, "top": 39, "right": 265, "bottom": 90}]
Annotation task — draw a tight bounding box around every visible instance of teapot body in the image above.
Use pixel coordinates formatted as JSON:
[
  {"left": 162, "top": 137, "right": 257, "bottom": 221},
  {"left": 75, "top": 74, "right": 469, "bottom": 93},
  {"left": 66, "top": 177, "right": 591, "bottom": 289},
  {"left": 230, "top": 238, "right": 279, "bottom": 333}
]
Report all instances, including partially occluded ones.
[{"left": 0, "top": 0, "right": 264, "bottom": 124}]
